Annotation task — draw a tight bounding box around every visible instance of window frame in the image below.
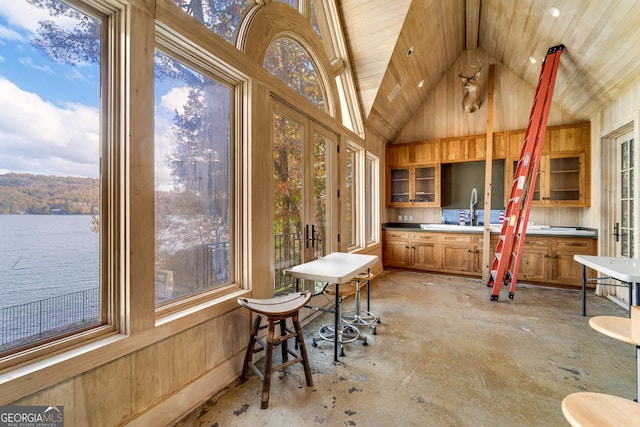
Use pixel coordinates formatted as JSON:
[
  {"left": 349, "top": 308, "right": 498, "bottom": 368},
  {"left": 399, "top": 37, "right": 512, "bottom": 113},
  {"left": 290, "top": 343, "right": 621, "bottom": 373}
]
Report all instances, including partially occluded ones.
[
  {"left": 153, "top": 26, "right": 247, "bottom": 318},
  {"left": 0, "top": 0, "right": 117, "bottom": 368},
  {"left": 345, "top": 141, "right": 364, "bottom": 252},
  {"left": 365, "top": 151, "right": 380, "bottom": 246}
]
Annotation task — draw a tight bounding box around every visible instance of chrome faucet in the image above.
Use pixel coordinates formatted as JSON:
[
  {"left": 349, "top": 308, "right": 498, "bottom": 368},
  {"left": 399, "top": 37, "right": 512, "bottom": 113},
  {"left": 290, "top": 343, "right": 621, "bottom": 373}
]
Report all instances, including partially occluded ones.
[{"left": 470, "top": 187, "right": 478, "bottom": 226}]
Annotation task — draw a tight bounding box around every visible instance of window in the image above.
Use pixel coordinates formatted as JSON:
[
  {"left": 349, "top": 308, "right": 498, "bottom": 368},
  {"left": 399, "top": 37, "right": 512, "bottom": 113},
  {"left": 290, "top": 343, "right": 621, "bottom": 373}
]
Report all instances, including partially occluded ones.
[
  {"left": 0, "top": 0, "right": 103, "bottom": 355},
  {"left": 171, "top": 0, "right": 254, "bottom": 45},
  {"left": 309, "top": 0, "right": 322, "bottom": 38},
  {"left": 154, "top": 49, "right": 234, "bottom": 305},
  {"left": 274, "top": 0, "right": 297, "bottom": 9},
  {"left": 345, "top": 144, "right": 359, "bottom": 249},
  {"left": 264, "top": 37, "right": 325, "bottom": 110},
  {"left": 365, "top": 152, "right": 380, "bottom": 245}
]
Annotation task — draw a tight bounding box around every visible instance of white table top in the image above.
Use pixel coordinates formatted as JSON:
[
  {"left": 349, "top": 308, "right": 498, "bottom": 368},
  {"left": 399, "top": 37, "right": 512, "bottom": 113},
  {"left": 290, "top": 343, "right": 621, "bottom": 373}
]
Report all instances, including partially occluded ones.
[
  {"left": 284, "top": 252, "right": 378, "bottom": 284},
  {"left": 573, "top": 255, "right": 640, "bottom": 282}
]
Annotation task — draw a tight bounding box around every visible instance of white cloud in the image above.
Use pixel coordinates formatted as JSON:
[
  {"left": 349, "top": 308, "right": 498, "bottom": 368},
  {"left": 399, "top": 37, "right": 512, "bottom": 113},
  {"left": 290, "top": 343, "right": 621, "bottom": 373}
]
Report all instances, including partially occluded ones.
[
  {"left": 0, "top": 23, "right": 24, "bottom": 42},
  {"left": 19, "top": 56, "right": 54, "bottom": 73},
  {"left": 160, "top": 86, "right": 191, "bottom": 116},
  {"left": 0, "top": 77, "right": 99, "bottom": 177},
  {"left": 65, "top": 67, "right": 91, "bottom": 82},
  {"left": 155, "top": 86, "right": 190, "bottom": 191},
  {"left": 0, "top": 3, "right": 51, "bottom": 35}
]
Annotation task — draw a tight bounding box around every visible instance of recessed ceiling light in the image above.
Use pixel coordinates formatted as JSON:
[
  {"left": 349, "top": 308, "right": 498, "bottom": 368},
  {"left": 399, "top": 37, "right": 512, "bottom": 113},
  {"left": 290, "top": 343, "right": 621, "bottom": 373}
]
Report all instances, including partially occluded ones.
[
  {"left": 549, "top": 7, "right": 560, "bottom": 17},
  {"left": 529, "top": 56, "right": 537, "bottom": 64},
  {"left": 418, "top": 80, "right": 424, "bottom": 88}
]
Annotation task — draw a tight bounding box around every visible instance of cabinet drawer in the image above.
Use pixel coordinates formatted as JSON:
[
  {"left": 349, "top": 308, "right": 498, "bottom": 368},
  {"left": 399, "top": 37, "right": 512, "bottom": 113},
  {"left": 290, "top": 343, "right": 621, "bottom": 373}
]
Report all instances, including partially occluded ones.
[
  {"left": 410, "top": 232, "right": 439, "bottom": 242},
  {"left": 554, "top": 238, "right": 594, "bottom": 252},
  {"left": 384, "top": 231, "right": 408, "bottom": 241},
  {"left": 522, "top": 238, "right": 549, "bottom": 249},
  {"left": 441, "top": 234, "right": 471, "bottom": 244}
]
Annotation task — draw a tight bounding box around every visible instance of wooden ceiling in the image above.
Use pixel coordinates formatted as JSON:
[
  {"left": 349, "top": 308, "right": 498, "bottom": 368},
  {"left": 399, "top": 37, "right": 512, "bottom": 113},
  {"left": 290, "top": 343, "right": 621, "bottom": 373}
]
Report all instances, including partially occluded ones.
[{"left": 337, "top": 0, "right": 640, "bottom": 142}]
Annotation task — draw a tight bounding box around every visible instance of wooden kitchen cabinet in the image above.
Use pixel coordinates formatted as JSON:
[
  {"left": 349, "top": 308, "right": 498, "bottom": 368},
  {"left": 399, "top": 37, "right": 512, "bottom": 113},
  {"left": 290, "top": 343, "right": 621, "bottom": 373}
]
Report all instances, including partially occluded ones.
[
  {"left": 440, "top": 233, "right": 473, "bottom": 273},
  {"left": 387, "top": 140, "right": 439, "bottom": 166},
  {"left": 553, "top": 238, "right": 596, "bottom": 285},
  {"left": 382, "top": 231, "right": 440, "bottom": 270},
  {"left": 439, "top": 233, "right": 495, "bottom": 275},
  {"left": 516, "top": 236, "right": 597, "bottom": 287},
  {"left": 382, "top": 230, "right": 597, "bottom": 288},
  {"left": 383, "top": 231, "right": 411, "bottom": 268},
  {"left": 519, "top": 154, "right": 586, "bottom": 205},
  {"left": 517, "top": 239, "right": 549, "bottom": 283},
  {"left": 506, "top": 122, "right": 590, "bottom": 207},
  {"left": 440, "top": 134, "right": 506, "bottom": 162},
  {"left": 387, "top": 164, "right": 439, "bottom": 206}
]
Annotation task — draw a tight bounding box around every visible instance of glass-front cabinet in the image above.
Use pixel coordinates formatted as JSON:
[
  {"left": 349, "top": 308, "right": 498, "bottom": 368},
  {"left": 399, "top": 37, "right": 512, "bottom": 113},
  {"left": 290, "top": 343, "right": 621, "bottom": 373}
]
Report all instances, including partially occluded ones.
[
  {"left": 388, "top": 164, "right": 439, "bottom": 207},
  {"left": 512, "top": 153, "right": 586, "bottom": 206}
]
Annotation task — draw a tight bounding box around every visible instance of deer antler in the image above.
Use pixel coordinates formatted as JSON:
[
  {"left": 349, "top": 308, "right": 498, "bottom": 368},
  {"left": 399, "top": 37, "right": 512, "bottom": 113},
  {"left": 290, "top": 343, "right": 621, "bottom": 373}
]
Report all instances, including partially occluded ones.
[{"left": 459, "top": 59, "right": 482, "bottom": 78}]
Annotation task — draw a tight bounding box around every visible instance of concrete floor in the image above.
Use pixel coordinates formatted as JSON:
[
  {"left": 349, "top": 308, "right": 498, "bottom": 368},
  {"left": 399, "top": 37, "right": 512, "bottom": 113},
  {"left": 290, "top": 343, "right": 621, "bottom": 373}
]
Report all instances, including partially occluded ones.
[{"left": 173, "top": 270, "right": 635, "bottom": 427}]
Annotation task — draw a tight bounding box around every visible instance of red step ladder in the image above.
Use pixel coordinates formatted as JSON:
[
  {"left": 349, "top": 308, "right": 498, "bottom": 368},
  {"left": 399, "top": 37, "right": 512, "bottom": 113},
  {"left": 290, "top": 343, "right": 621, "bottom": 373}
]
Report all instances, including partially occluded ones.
[{"left": 488, "top": 45, "right": 564, "bottom": 301}]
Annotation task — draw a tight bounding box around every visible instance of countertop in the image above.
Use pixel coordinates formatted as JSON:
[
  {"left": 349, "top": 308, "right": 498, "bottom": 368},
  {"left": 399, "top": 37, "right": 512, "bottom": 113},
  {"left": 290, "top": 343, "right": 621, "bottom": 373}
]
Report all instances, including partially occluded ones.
[{"left": 382, "top": 223, "right": 598, "bottom": 238}]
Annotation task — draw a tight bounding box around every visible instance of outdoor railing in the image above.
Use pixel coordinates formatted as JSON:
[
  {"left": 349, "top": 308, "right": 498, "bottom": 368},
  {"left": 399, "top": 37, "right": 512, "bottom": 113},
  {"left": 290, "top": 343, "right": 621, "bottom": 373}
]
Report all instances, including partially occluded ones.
[
  {"left": 2, "top": 236, "right": 304, "bottom": 350},
  {"left": 0, "top": 288, "right": 99, "bottom": 351},
  {"left": 274, "top": 231, "right": 302, "bottom": 295}
]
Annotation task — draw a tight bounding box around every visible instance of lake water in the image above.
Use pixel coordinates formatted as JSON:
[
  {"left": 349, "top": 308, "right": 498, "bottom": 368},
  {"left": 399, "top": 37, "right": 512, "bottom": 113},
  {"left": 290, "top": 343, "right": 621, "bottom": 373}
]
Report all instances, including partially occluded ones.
[{"left": 0, "top": 215, "right": 99, "bottom": 310}]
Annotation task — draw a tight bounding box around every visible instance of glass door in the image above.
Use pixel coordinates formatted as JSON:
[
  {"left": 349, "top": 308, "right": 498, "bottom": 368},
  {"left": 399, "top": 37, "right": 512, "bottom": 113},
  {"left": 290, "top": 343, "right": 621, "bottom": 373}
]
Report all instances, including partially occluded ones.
[
  {"left": 272, "top": 100, "right": 335, "bottom": 295},
  {"left": 607, "top": 131, "right": 636, "bottom": 304},
  {"left": 616, "top": 134, "right": 635, "bottom": 258}
]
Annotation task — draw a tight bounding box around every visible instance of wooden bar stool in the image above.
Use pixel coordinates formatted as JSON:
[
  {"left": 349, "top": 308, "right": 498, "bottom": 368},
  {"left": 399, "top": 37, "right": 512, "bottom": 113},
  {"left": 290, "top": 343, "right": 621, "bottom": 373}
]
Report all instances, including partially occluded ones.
[
  {"left": 237, "top": 291, "right": 313, "bottom": 409},
  {"left": 562, "top": 392, "right": 640, "bottom": 426}
]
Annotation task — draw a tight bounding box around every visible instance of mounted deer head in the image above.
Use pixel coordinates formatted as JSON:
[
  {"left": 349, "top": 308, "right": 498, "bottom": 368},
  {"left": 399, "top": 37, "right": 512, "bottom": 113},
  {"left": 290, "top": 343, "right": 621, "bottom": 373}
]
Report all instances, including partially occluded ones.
[{"left": 459, "top": 60, "right": 482, "bottom": 113}]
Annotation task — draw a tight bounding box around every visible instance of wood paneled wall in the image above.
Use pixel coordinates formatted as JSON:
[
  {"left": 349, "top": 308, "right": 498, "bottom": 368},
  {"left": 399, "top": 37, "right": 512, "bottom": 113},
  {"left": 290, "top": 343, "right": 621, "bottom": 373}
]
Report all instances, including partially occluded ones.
[
  {"left": 384, "top": 48, "right": 591, "bottom": 228},
  {"left": 394, "top": 48, "right": 577, "bottom": 143}
]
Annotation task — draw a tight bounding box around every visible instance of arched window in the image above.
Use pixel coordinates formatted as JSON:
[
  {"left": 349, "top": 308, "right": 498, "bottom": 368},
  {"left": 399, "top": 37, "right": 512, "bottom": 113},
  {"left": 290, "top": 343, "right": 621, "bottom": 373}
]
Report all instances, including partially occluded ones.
[{"left": 264, "top": 37, "right": 325, "bottom": 109}]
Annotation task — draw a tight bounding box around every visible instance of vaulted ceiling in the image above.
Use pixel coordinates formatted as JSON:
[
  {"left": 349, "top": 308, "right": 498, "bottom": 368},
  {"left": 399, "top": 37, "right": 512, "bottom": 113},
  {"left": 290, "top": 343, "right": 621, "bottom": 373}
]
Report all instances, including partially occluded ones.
[{"left": 337, "top": 0, "right": 640, "bottom": 142}]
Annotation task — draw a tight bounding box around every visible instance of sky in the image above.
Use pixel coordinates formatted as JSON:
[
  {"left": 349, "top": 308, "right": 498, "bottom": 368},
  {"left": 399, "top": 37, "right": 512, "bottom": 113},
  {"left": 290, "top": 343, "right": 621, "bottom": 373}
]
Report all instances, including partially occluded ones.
[{"left": 0, "top": 1, "right": 184, "bottom": 182}]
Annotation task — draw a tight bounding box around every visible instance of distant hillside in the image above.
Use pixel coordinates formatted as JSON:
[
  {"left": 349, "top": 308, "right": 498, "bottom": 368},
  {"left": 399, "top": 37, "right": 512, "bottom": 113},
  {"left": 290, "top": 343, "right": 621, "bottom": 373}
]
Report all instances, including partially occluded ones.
[{"left": 0, "top": 173, "right": 99, "bottom": 215}]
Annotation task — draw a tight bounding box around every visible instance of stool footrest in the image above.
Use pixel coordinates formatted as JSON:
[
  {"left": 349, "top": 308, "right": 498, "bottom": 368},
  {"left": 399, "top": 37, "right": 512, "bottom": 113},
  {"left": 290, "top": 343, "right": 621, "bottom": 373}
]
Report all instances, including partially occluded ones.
[{"left": 272, "top": 355, "right": 304, "bottom": 372}]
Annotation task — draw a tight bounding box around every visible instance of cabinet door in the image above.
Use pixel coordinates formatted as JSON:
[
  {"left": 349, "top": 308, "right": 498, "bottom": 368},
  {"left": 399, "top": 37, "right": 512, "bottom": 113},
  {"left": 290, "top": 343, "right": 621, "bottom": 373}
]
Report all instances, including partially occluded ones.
[
  {"left": 517, "top": 238, "right": 549, "bottom": 283},
  {"left": 517, "top": 248, "right": 548, "bottom": 283},
  {"left": 552, "top": 238, "right": 596, "bottom": 285},
  {"left": 411, "top": 233, "right": 440, "bottom": 270},
  {"left": 413, "top": 165, "right": 438, "bottom": 205},
  {"left": 388, "top": 167, "right": 410, "bottom": 205},
  {"left": 383, "top": 240, "right": 410, "bottom": 268},
  {"left": 440, "top": 234, "right": 471, "bottom": 273},
  {"left": 547, "top": 154, "right": 584, "bottom": 204},
  {"left": 413, "top": 243, "right": 439, "bottom": 270},
  {"left": 414, "top": 141, "right": 439, "bottom": 163},
  {"left": 387, "top": 144, "right": 411, "bottom": 166}
]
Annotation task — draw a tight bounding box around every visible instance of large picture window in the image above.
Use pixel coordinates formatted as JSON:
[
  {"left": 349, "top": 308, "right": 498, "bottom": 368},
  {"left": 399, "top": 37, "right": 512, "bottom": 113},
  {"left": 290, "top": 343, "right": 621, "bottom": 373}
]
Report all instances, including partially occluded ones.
[
  {"left": 0, "top": 0, "right": 103, "bottom": 355},
  {"left": 154, "top": 49, "right": 234, "bottom": 305}
]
